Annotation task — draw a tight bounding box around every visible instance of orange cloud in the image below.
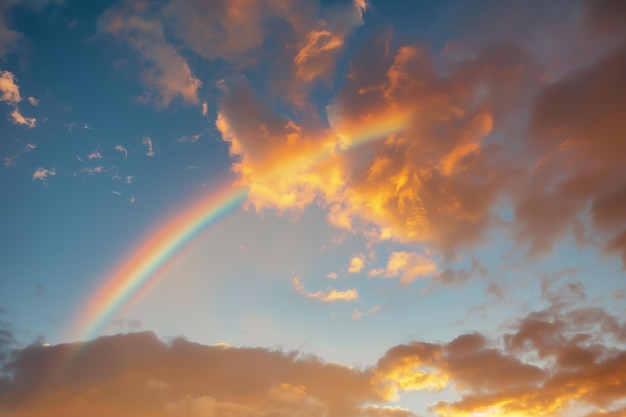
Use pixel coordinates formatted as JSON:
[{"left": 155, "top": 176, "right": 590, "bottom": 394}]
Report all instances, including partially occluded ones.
[
  {"left": 0, "top": 332, "right": 378, "bottom": 417},
  {"left": 292, "top": 277, "right": 359, "bottom": 303}
]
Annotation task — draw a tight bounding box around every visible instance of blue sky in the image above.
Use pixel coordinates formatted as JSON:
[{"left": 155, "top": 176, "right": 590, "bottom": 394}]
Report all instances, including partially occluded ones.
[{"left": 1, "top": 1, "right": 626, "bottom": 416}]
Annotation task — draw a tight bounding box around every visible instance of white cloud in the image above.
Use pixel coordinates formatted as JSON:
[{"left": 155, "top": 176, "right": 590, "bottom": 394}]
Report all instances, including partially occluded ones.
[
  {"left": 114, "top": 144, "right": 128, "bottom": 159},
  {"left": 125, "top": 175, "right": 133, "bottom": 184},
  {"left": 142, "top": 137, "right": 155, "bottom": 157},
  {"left": 27, "top": 96, "right": 38, "bottom": 105},
  {"left": 88, "top": 150, "right": 102, "bottom": 159},
  {"left": 202, "top": 101, "right": 208, "bottom": 116},
  {"left": 32, "top": 166, "right": 55, "bottom": 181},
  {"left": 130, "top": 195, "right": 136, "bottom": 203},
  {"left": 112, "top": 190, "right": 122, "bottom": 196},
  {"left": 326, "top": 272, "right": 338, "bottom": 279}
]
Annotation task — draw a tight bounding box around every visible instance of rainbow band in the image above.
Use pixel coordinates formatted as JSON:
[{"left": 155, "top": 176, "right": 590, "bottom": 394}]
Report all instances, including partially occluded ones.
[
  {"left": 69, "top": 186, "right": 247, "bottom": 342},
  {"left": 68, "top": 114, "right": 409, "bottom": 343}
]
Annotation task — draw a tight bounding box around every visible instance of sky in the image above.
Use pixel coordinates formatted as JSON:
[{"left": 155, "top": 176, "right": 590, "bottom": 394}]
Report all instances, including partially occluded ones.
[{"left": 1, "top": 0, "right": 626, "bottom": 416}]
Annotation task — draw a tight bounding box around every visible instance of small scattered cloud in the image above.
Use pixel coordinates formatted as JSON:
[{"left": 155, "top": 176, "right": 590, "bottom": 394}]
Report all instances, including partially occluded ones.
[
  {"left": 3, "top": 155, "right": 17, "bottom": 166},
  {"left": 201, "top": 101, "right": 208, "bottom": 116},
  {"left": 81, "top": 166, "right": 105, "bottom": 175},
  {"left": 352, "top": 305, "right": 381, "bottom": 320},
  {"left": 64, "top": 122, "right": 77, "bottom": 133},
  {"left": 375, "top": 251, "right": 437, "bottom": 284},
  {"left": 142, "top": 137, "right": 155, "bottom": 157},
  {"left": 112, "top": 190, "right": 122, "bottom": 196},
  {"left": 27, "top": 96, "right": 38, "bottom": 105},
  {"left": 9, "top": 107, "right": 36, "bottom": 127},
  {"left": 1, "top": 70, "right": 36, "bottom": 127},
  {"left": 292, "top": 277, "right": 358, "bottom": 303},
  {"left": 114, "top": 144, "right": 128, "bottom": 159},
  {"left": 87, "top": 150, "right": 102, "bottom": 160},
  {"left": 326, "top": 272, "right": 338, "bottom": 279},
  {"left": 32, "top": 167, "right": 55, "bottom": 181},
  {"left": 177, "top": 134, "right": 202, "bottom": 143},
  {"left": 130, "top": 195, "right": 136, "bottom": 203},
  {"left": 348, "top": 254, "right": 365, "bottom": 274}
]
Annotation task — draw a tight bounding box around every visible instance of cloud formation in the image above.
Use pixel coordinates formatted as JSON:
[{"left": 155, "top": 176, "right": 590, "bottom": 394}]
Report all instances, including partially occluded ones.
[
  {"left": 2, "top": 300, "right": 624, "bottom": 417},
  {"left": 0, "top": 332, "right": 378, "bottom": 417}
]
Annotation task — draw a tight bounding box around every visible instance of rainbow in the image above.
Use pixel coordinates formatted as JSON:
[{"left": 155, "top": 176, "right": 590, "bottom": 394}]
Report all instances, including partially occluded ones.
[
  {"left": 67, "top": 113, "right": 409, "bottom": 344},
  {"left": 68, "top": 185, "right": 247, "bottom": 342}
]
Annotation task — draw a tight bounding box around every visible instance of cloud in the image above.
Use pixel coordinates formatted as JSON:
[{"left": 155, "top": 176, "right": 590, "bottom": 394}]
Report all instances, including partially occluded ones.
[
  {"left": 372, "top": 303, "right": 626, "bottom": 416},
  {"left": 177, "top": 134, "right": 202, "bottom": 143},
  {"left": 292, "top": 277, "right": 358, "bottom": 303},
  {"left": 326, "top": 272, "right": 338, "bottom": 280},
  {"left": 27, "top": 96, "right": 38, "bottom": 105},
  {"left": 112, "top": 190, "right": 122, "bottom": 196},
  {"left": 114, "top": 144, "right": 128, "bottom": 159},
  {"left": 516, "top": 43, "right": 626, "bottom": 265},
  {"left": 0, "top": 70, "right": 36, "bottom": 127},
  {"left": 201, "top": 101, "right": 207, "bottom": 116},
  {"left": 99, "top": 1, "right": 201, "bottom": 107},
  {"left": 32, "top": 167, "right": 55, "bottom": 181},
  {"left": 0, "top": 70, "right": 21, "bottom": 103},
  {"left": 348, "top": 254, "right": 365, "bottom": 274},
  {"left": 0, "top": 332, "right": 378, "bottom": 417},
  {"left": 2, "top": 155, "right": 17, "bottom": 166},
  {"left": 373, "top": 252, "right": 437, "bottom": 285},
  {"left": 130, "top": 195, "right": 136, "bottom": 203},
  {"left": 88, "top": 150, "right": 102, "bottom": 160},
  {"left": 215, "top": 39, "right": 533, "bottom": 257},
  {"left": 142, "top": 137, "right": 154, "bottom": 156}
]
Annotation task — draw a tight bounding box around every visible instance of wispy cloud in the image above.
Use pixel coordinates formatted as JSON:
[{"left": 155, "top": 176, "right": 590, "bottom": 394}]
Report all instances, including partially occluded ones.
[
  {"left": 27, "top": 96, "right": 38, "bottom": 105},
  {"left": 201, "top": 101, "right": 208, "bottom": 116},
  {"left": 291, "top": 277, "right": 358, "bottom": 303},
  {"left": 88, "top": 150, "right": 102, "bottom": 160},
  {"left": 177, "top": 133, "right": 202, "bottom": 143},
  {"left": 32, "top": 167, "right": 55, "bottom": 181},
  {"left": 3, "top": 155, "right": 17, "bottom": 166},
  {"left": 142, "top": 137, "right": 155, "bottom": 157},
  {"left": 114, "top": 144, "right": 128, "bottom": 159},
  {"left": 369, "top": 252, "right": 437, "bottom": 284}
]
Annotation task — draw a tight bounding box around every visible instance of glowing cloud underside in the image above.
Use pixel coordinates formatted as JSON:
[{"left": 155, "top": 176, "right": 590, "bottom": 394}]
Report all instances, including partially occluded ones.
[{"left": 69, "top": 115, "right": 408, "bottom": 343}]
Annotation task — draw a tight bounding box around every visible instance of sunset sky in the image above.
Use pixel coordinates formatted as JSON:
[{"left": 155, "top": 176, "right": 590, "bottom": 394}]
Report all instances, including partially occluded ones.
[{"left": 1, "top": 0, "right": 626, "bottom": 416}]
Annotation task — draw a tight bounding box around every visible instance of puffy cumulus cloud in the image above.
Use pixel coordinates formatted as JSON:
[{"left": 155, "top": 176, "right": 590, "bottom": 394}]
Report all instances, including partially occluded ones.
[
  {"left": 292, "top": 277, "right": 358, "bottom": 303},
  {"left": 0, "top": 332, "right": 378, "bottom": 417},
  {"left": 516, "top": 41, "right": 626, "bottom": 265},
  {"left": 99, "top": 1, "right": 201, "bottom": 107},
  {"left": 372, "top": 304, "right": 626, "bottom": 417},
  {"left": 216, "top": 37, "right": 535, "bottom": 256}
]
